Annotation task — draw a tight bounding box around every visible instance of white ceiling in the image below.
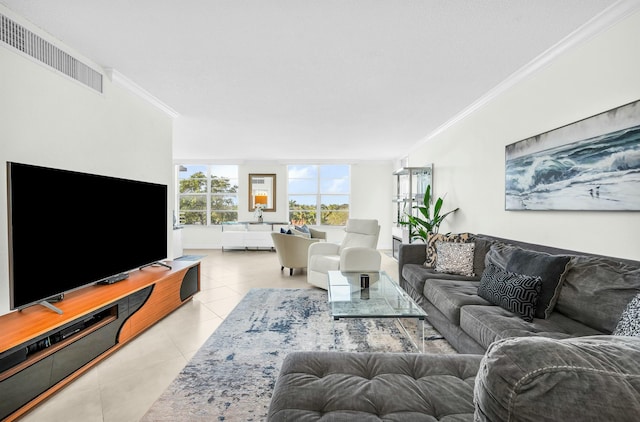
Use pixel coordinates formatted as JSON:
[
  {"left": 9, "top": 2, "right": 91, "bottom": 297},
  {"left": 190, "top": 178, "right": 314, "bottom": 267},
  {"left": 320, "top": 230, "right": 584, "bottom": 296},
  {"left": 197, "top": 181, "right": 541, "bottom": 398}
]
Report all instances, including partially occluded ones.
[{"left": 1, "top": 0, "right": 630, "bottom": 162}]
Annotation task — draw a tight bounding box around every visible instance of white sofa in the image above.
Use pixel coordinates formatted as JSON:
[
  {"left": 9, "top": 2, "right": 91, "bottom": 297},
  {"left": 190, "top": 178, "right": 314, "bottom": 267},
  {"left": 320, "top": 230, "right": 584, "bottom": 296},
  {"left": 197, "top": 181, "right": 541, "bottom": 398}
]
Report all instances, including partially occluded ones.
[{"left": 221, "top": 223, "right": 288, "bottom": 250}]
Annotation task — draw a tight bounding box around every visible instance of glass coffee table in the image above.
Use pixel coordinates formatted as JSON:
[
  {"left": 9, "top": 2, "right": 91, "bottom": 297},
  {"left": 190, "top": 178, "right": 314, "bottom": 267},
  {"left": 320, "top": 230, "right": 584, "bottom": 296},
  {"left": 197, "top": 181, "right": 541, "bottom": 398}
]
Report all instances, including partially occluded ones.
[{"left": 327, "top": 271, "right": 428, "bottom": 352}]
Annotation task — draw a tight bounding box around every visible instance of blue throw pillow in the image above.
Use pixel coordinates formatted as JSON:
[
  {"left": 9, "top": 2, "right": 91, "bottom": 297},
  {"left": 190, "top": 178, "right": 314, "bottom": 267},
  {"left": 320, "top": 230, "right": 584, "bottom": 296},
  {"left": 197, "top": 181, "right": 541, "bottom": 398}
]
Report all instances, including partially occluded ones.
[
  {"left": 280, "top": 228, "right": 293, "bottom": 235},
  {"left": 294, "top": 224, "right": 310, "bottom": 234},
  {"left": 478, "top": 263, "right": 542, "bottom": 322}
]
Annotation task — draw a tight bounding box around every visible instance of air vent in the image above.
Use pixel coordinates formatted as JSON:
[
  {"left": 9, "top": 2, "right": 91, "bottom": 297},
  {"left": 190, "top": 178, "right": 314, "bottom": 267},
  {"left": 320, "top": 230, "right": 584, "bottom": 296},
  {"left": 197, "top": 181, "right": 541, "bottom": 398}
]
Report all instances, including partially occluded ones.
[{"left": 0, "top": 13, "right": 103, "bottom": 93}]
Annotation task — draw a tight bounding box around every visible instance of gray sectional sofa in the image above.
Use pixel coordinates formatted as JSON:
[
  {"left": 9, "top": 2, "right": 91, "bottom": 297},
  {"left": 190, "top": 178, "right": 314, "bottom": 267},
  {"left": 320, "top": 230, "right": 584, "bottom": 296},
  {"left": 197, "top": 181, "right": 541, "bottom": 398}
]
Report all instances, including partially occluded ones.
[
  {"left": 399, "top": 233, "right": 640, "bottom": 354},
  {"left": 267, "top": 233, "right": 640, "bottom": 421}
]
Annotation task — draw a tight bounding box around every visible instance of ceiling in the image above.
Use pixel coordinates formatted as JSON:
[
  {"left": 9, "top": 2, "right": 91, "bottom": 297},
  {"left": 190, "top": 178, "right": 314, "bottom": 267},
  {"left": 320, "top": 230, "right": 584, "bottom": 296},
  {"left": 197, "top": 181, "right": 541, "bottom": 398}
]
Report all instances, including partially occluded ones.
[{"left": 1, "top": 0, "right": 628, "bottom": 162}]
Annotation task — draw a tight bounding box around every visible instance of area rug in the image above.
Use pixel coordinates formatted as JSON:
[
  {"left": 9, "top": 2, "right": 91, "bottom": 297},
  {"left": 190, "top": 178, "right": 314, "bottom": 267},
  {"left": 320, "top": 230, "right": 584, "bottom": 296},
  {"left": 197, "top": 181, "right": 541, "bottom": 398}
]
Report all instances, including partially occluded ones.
[{"left": 142, "top": 288, "right": 455, "bottom": 421}]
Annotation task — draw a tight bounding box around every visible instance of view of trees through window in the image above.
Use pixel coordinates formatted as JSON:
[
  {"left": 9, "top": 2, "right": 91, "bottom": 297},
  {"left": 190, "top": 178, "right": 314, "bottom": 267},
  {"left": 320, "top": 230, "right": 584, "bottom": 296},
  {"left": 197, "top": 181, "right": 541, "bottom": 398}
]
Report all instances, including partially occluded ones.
[
  {"left": 288, "top": 165, "right": 350, "bottom": 226},
  {"left": 178, "top": 165, "right": 238, "bottom": 225},
  {"left": 177, "top": 164, "right": 349, "bottom": 226}
]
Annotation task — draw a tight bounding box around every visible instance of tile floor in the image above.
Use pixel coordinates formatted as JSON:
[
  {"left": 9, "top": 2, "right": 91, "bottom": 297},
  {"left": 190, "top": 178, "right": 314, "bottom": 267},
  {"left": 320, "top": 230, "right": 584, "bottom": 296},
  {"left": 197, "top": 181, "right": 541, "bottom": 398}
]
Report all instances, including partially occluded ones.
[{"left": 20, "top": 248, "right": 398, "bottom": 422}]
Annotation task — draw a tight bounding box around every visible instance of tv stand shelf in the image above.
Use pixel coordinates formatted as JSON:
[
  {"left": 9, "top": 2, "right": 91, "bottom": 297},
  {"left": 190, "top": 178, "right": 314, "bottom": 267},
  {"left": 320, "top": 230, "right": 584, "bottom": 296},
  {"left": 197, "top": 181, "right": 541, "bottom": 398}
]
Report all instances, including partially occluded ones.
[{"left": 0, "top": 260, "right": 200, "bottom": 421}]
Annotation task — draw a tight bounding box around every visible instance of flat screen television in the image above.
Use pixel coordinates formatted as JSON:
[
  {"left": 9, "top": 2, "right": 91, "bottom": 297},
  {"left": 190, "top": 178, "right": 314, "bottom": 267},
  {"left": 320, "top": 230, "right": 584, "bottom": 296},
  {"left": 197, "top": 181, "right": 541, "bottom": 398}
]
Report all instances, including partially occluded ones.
[{"left": 7, "top": 162, "right": 168, "bottom": 311}]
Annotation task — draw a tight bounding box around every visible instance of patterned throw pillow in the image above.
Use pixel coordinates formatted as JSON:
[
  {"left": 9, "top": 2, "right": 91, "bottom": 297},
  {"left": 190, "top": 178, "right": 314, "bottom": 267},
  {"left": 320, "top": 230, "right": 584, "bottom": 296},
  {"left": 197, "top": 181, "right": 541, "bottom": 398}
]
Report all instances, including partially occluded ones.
[
  {"left": 424, "top": 232, "right": 472, "bottom": 268},
  {"left": 613, "top": 293, "right": 640, "bottom": 337},
  {"left": 478, "top": 263, "right": 542, "bottom": 322},
  {"left": 435, "top": 241, "right": 475, "bottom": 276}
]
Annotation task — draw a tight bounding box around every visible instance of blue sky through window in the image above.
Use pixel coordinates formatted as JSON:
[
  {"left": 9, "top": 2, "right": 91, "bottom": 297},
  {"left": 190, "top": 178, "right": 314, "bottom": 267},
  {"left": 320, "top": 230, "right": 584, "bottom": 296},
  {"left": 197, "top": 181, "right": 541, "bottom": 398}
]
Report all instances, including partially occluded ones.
[{"left": 288, "top": 164, "right": 350, "bottom": 209}]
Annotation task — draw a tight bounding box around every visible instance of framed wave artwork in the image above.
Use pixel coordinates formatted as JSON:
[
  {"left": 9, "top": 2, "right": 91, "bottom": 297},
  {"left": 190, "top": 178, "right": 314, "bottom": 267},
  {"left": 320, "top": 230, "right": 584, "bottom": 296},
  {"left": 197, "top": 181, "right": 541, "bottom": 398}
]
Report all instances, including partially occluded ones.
[{"left": 505, "top": 99, "right": 640, "bottom": 211}]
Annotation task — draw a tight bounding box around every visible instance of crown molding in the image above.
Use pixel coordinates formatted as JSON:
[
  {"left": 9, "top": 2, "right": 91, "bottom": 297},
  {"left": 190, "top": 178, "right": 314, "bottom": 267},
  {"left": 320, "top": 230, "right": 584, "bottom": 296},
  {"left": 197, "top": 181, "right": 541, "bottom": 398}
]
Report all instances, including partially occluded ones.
[
  {"left": 413, "top": 0, "right": 640, "bottom": 151},
  {"left": 106, "top": 68, "right": 179, "bottom": 118}
]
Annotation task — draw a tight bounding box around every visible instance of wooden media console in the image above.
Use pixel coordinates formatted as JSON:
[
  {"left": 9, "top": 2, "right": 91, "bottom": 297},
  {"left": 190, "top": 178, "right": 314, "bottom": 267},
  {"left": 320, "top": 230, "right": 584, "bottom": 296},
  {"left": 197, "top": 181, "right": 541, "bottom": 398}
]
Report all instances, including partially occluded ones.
[{"left": 0, "top": 260, "right": 200, "bottom": 421}]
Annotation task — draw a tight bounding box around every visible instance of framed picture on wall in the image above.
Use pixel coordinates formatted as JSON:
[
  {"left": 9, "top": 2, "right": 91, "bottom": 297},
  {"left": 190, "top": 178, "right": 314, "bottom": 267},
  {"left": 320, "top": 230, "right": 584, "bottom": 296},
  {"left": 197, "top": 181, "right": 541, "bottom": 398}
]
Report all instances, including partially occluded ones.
[
  {"left": 249, "top": 173, "right": 276, "bottom": 212},
  {"left": 505, "top": 99, "right": 640, "bottom": 211}
]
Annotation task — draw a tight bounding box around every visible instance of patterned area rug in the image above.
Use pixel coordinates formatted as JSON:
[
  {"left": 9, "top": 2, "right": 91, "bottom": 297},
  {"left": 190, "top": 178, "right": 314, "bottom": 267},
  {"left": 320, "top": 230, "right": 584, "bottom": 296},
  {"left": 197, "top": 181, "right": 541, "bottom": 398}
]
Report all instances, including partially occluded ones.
[{"left": 142, "top": 288, "right": 455, "bottom": 421}]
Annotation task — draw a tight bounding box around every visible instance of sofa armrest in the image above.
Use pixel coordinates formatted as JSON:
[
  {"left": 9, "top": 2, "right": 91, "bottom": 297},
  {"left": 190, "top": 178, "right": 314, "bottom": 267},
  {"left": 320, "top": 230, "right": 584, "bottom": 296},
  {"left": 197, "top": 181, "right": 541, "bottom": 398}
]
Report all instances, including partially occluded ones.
[
  {"left": 308, "top": 241, "right": 340, "bottom": 257},
  {"left": 339, "top": 247, "right": 381, "bottom": 272},
  {"left": 309, "top": 228, "right": 327, "bottom": 240}
]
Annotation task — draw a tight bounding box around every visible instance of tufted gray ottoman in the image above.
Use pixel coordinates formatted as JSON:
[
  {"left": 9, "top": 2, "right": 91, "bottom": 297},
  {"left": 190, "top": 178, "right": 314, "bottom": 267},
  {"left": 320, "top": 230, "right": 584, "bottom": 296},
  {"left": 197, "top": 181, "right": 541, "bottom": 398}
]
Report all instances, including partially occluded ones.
[
  {"left": 267, "top": 351, "right": 482, "bottom": 421},
  {"left": 268, "top": 337, "right": 640, "bottom": 421}
]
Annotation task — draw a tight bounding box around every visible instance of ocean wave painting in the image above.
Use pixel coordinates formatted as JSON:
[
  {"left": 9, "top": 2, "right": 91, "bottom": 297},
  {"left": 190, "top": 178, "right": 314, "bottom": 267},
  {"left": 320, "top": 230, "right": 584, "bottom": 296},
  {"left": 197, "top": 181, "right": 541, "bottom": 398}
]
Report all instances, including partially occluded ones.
[{"left": 505, "top": 100, "right": 640, "bottom": 211}]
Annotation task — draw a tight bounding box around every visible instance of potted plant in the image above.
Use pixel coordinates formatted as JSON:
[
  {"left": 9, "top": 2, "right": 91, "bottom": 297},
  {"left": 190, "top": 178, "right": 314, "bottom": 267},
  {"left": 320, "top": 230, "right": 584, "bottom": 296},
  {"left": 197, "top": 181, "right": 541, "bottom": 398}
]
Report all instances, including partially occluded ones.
[{"left": 399, "top": 185, "right": 458, "bottom": 242}]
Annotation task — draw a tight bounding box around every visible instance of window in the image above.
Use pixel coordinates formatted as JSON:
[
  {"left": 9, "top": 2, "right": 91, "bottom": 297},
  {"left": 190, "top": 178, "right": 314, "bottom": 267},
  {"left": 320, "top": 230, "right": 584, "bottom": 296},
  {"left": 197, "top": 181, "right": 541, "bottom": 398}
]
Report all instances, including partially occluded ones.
[
  {"left": 178, "top": 165, "right": 238, "bottom": 225},
  {"left": 288, "top": 165, "right": 349, "bottom": 226}
]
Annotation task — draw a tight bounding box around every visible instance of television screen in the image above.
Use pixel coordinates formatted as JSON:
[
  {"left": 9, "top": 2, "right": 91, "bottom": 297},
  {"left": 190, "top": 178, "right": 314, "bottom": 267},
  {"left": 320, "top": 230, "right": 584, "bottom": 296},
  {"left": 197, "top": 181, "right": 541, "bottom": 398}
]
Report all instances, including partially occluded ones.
[{"left": 7, "top": 162, "right": 168, "bottom": 310}]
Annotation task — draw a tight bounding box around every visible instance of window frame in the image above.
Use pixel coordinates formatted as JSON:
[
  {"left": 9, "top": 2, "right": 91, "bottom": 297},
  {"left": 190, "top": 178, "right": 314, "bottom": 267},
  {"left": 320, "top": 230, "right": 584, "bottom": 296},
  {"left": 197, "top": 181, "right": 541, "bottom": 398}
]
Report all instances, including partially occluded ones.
[
  {"left": 177, "top": 164, "right": 239, "bottom": 226},
  {"left": 287, "top": 164, "right": 350, "bottom": 226}
]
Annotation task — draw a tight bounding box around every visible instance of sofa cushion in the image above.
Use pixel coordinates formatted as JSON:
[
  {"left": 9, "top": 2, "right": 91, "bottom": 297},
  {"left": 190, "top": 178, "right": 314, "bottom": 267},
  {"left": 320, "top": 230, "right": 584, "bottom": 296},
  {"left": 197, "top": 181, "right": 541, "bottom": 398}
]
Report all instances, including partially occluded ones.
[
  {"left": 460, "top": 305, "right": 603, "bottom": 350},
  {"left": 506, "top": 249, "right": 571, "bottom": 319},
  {"left": 268, "top": 351, "right": 482, "bottom": 422},
  {"left": 308, "top": 254, "right": 340, "bottom": 273},
  {"left": 435, "top": 241, "right": 475, "bottom": 276},
  {"left": 477, "top": 263, "right": 541, "bottom": 322},
  {"left": 402, "top": 264, "right": 479, "bottom": 303},
  {"left": 474, "top": 336, "right": 640, "bottom": 422},
  {"left": 555, "top": 256, "right": 640, "bottom": 333},
  {"left": 423, "top": 279, "right": 489, "bottom": 325},
  {"left": 614, "top": 293, "right": 640, "bottom": 337},
  {"left": 425, "top": 232, "right": 472, "bottom": 268}
]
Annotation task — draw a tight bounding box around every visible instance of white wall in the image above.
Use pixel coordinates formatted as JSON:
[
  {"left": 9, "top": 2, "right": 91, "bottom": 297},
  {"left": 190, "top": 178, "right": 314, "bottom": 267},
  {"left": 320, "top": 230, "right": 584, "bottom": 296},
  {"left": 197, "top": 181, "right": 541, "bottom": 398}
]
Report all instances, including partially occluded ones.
[
  {"left": 350, "top": 162, "right": 394, "bottom": 249},
  {"left": 181, "top": 161, "right": 394, "bottom": 249},
  {"left": 408, "top": 10, "right": 640, "bottom": 260},
  {"left": 0, "top": 7, "right": 174, "bottom": 315},
  {"left": 238, "top": 164, "right": 289, "bottom": 222}
]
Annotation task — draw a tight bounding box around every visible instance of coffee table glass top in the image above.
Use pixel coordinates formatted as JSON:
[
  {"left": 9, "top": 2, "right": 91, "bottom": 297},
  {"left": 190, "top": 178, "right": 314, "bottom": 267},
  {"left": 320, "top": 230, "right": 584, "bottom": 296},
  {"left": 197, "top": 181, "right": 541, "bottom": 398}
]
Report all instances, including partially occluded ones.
[{"left": 327, "top": 271, "right": 427, "bottom": 320}]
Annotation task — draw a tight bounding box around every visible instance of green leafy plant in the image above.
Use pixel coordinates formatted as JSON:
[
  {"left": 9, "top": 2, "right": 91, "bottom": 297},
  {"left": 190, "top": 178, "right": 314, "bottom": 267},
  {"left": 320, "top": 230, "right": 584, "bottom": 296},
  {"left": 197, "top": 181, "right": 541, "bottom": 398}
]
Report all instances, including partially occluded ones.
[{"left": 399, "top": 185, "right": 459, "bottom": 242}]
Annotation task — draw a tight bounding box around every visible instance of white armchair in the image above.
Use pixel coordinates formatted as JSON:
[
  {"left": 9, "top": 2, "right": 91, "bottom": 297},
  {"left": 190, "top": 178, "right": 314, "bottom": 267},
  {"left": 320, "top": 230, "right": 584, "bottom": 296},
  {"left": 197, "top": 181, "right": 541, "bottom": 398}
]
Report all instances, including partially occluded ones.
[
  {"left": 307, "top": 219, "right": 381, "bottom": 289},
  {"left": 271, "top": 232, "right": 320, "bottom": 276}
]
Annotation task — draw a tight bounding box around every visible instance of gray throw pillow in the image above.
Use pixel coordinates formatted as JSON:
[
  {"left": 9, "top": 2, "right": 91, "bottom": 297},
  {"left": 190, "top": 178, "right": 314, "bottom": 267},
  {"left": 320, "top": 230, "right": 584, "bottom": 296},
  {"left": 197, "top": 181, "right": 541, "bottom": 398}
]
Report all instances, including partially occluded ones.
[
  {"left": 555, "top": 256, "right": 640, "bottom": 333},
  {"left": 613, "top": 293, "right": 640, "bottom": 337},
  {"left": 506, "top": 249, "right": 571, "bottom": 319},
  {"left": 478, "top": 263, "right": 541, "bottom": 322},
  {"left": 483, "top": 242, "right": 520, "bottom": 271},
  {"left": 469, "top": 236, "right": 493, "bottom": 278}
]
